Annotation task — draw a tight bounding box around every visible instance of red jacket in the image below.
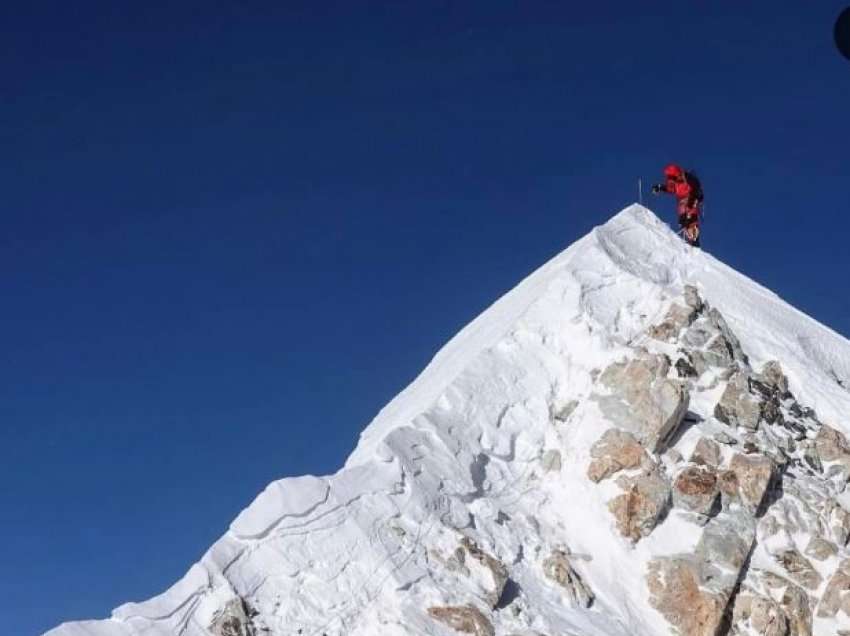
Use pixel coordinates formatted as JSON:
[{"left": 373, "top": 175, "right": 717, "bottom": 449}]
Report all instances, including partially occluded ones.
[{"left": 662, "top": 173, "right": 703, "bottom": 217}]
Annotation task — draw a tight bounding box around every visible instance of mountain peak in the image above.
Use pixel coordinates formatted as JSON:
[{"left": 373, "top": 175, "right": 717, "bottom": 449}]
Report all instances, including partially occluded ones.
[{"left": 47, "top": 205, "right": 850, "bottom": 636}]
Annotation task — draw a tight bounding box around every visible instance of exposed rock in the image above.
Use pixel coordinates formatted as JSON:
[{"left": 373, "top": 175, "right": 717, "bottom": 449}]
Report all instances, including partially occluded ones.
[
  {"left": 831, "top": 504, "right": 850, "bottom": 546},
  {"left": 731, "top": 571, "right": 813, "bottom": 636},
  {"left": 714, "top": 372, "right": 761, "bottom": 431},
  {"left": 609, "top": 470, "right": 671, "bottom": 542},
  {"left": 587, "top": 429, "right": 650, "bottom": 483},
  {"left": 732, "top": 592, "right": 789, "bottom": 636},
  {"left": 684, "top": 284, "right": 704, "bottom": 311},
  {"left": 696, "top": 512, "right": 756, "bottom": 592},
  {"left": 427, "top": 605, "right": 495, "bottom": 636},
  {"left": 675, "top": 355, "right": 698, "bottom": 379},
  {"left": 540, "top": 449, "right": 562, "bottom": 473},
  {"left": 210, "top": 598, "right": 256, "bottom": 636},
  {"left": 690, "top": 437, "right": 722, "bottom": 467},
  {"left": 553, "top": 400, "right": 578, "bottom": 423},
  {"left": 594, "top": 352, "right": 689, "bottom": 453},
  {"left": 673, "top": 464, "right": 719, "bottom": 518},
  {"left": 541, "top": 549, "right": 594, "bottom": 607},
  {"left": 776, "top": 549, "right": 822, "bottom": 590},
  {"left": 648, "top": 302, "right": 698, "bottom": 342},
  {"left": 646, "top": 558, "right": 726, "bottom": 636},
  {"left": 459, "top": 537, "right": 509, "bottom": 609},
  {"left": 714, "top": 431, "right": 738, "bottom": 445},
  {"left": 805, "top": 535, "right": 838, "bottom": 561},
  {"left": 782, "top": 582, "right": 814, "bottom": 636},
  {"left": 725, "top": 453, "right": 775, "bottom": 512},
  {"left": 815, "top": 424, "right": 850, "bottom": 464},
  {"left": 760, "top": 360, "right": 790, "bottom": 394},
  {"left": 818, "top": 559, "right": 850, "bottom": 618},
  {"left": 705, "top": 307, "right": 748, "bottom": 366}
]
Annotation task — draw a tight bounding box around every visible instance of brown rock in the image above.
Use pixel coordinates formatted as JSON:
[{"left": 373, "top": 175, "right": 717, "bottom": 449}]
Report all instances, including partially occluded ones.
[
  {"left": 609, "top": 471, "right": 670, "bottom": 542},
  {"left": 673, "top": 465, "right": 719, "bottom": 517},
  {"left": 459, "top": 537, "right": 509, "bottom": 609},
  {"left": 646, "top": 558, "right": 726, "bottom": 636},
  {"left": 427, "top": 605, "right": 495, "bottom": 636},
  {"left": 587, "top": 429, "right": 650, "bottom": 483}
]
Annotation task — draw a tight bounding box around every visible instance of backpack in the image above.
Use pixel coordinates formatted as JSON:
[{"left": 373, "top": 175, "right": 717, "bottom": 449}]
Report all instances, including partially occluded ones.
[{"left": 684, "top": 171, "right": 704, "bottom": 203}]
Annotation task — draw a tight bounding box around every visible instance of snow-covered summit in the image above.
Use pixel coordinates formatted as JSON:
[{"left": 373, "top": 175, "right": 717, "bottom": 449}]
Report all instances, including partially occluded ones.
[{"left": 47, "top": 204, "right": 850, "bottom": 636}]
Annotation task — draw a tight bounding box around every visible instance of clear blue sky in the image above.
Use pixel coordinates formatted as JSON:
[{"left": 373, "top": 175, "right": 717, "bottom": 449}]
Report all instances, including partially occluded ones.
[{"left": 3, "top": 2, "right": 848, "bottom": 634}]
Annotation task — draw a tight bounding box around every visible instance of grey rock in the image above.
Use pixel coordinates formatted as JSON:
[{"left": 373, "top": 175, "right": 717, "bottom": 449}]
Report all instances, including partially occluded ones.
[
  {"left": 210, "top": 598, "right": 256, "bottom": 636},
  {"left": 541, "top": 549, "right": 594, "bottom": 607},
  {"left": 647, "top": 303, "right": 698, "bottom": 342},
  {"left": 714, "top": 372, "right": 761, "bottom": 431},
  {"left": 714, "top": 431, "right": 739, "bottom": 445},
  {"left": 552, "top": 400, "right": 579, "bottom": 423},
  {"left": 817, "top": 559, "right": 850, "bottom": 618},
  {"left": 776, "top": 549, "right": 822, "bottom": 591},
  {"left": 690, "top": 437, "right": 722, "bottom": 467},
  {"left": 594, "top": 352, "right": 689, "bottom": 453},
  {"left": 540, "top": 449, "right": 562, "bottom": 473},
  {"left": 805, "top": 536, "right": 838, "bottom": 561}
]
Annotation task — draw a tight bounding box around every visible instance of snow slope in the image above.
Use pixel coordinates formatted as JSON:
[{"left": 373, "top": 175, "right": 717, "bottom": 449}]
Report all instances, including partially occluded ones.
[{"left": 46, "top": 204, "right": 850, "bottom": 636}]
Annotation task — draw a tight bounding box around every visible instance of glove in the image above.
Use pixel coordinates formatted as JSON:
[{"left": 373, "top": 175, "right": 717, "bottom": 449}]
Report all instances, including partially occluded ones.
[{"left": 651, "top": 184, "right": 664, "bottom": 194}]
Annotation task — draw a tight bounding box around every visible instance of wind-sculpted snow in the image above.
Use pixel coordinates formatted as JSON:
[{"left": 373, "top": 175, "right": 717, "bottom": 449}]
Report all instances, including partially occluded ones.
[{"left": 46, "top": 205, "right": 850, "bottom": 636}]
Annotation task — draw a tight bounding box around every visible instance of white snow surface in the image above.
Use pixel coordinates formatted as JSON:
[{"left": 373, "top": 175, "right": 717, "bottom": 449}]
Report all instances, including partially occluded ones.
[{"left": 45, "top": 204, "right": 850, "bottom": 636}]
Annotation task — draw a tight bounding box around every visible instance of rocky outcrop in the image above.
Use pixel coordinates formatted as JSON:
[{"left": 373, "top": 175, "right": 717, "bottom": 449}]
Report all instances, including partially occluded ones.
[
  {"left": 672, "top": 464, "right": 719, "bottom": 519},
  {"left": 690, "top": 437, "right": 722, "bottom": 467},
  {"left": 586, "top": 286, "right": 850, "bottom": 634},
  {"left": 458, "top": 537, "right": 509, "bottom": 609},
  {"left": 714, "top": 372, "right": 761, "bottom": 431},
  {"left": 541, "top": 549, "right": 594, "bottom": 607},
  {"left": 209, "top": 598, "right": 256, "bottom": 636},
  {"left": 731, "top": 582, "right": 813, "bottom": 636},
  {"left": 609, "top": 470, "right": 671, "bottom": 542},
  {"left": 647, "top": 558, "right": 727, "bottom": 636},
  {"left": 724, "top": 452, "right": 775, "bottom": 513},
  {"left": 594, "top": 352, "right": 689, "bottom": 453},
  {"left": 647, "top": 293, "right": 700, "bottom": 342},
  {"left": 587, "top": 429, "right": 651, "bottom": 483},
  {"left": 775, "top": 549, "right": 822, "bottom": 590},
  {"left": 818, "top": 558, "right": 850, "bottom": 618},
  {"left": 806, "top": 535, "right": 838, "bottom": 561},
  {"left": 427, "top": 605, "right": 495, "bottom": 636}
]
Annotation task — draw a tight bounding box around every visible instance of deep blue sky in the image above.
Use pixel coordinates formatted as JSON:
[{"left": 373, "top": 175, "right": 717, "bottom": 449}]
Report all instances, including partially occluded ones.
[{"left": 3, "top": 2, "right": 848, "bottom": 634}]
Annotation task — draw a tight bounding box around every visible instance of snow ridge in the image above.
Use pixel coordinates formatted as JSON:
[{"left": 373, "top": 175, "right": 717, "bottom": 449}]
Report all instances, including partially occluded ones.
[{"left": 45, "top": 204, "right": 850, "bottom": 636}]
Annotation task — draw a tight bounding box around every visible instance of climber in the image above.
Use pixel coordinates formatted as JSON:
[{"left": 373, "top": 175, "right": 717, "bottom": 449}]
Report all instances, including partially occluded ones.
[{"left": 652, "top": 164, "right": 704, "bottom": 247}]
